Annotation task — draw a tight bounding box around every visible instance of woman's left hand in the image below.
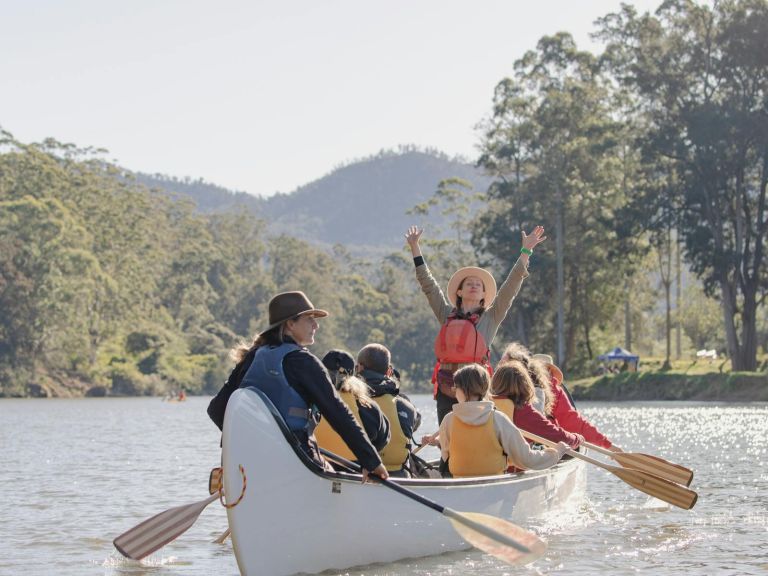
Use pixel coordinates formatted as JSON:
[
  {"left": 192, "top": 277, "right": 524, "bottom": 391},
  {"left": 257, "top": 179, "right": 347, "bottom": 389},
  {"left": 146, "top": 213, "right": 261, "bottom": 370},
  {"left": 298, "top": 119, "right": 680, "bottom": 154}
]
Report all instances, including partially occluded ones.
[{"left": 521, "top": 225, "right": 547, "bottom": 252}]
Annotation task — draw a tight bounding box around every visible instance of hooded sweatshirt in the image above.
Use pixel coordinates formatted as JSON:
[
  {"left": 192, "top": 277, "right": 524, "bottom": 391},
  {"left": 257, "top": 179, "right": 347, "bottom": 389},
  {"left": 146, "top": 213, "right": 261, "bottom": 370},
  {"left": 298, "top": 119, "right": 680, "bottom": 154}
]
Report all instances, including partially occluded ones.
[{"left": 439, "top": 400, "right": 563, "bottom": 472}]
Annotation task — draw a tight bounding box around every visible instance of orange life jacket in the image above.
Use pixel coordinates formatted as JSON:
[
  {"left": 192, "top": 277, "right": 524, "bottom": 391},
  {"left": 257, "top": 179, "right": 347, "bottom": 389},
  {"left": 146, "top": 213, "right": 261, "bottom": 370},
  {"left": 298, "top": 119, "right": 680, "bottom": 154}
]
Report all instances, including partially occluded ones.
[{"left": 432, "top": 312, "right": 490, "bottom": 396}]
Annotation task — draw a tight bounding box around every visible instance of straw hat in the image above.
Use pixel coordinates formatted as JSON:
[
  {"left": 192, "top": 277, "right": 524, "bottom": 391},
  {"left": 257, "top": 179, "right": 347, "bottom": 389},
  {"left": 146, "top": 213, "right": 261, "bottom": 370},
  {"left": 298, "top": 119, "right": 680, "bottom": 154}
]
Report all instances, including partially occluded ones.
[
  {"left": 531, "top": 353, "right": 564, "bottom": 385},
  {"left": 446, "top": 267, "right": 497, "bottom": 307},
  {"left": 260, "top": 291, "right": 328, "bottom": 336}
]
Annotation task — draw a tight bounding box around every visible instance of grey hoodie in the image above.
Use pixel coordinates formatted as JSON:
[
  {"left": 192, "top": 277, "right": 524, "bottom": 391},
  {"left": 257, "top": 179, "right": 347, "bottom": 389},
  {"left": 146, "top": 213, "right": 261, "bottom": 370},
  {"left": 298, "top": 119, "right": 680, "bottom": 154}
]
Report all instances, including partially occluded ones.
[{"left": 439, "top": 400, "right": 563, "bottom": 471}]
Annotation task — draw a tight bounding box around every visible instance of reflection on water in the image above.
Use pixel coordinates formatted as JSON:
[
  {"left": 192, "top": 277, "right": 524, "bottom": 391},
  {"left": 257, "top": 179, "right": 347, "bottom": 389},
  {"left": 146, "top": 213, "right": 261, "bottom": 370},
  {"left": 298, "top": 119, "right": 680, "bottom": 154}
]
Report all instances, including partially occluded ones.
[{"left": 0, "top": 398, "right": 766, "bottom": 575}]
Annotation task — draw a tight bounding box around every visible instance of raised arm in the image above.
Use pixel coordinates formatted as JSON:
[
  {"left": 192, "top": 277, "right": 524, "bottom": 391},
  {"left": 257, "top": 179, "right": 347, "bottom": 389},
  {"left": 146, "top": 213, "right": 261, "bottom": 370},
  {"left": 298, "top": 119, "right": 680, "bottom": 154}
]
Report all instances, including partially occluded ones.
[
  {"left": 486, "top": 226, "right": 548, "bottom": 326},
  {"left": 405, "top": 226, "right": 452, "bottom": 323}
]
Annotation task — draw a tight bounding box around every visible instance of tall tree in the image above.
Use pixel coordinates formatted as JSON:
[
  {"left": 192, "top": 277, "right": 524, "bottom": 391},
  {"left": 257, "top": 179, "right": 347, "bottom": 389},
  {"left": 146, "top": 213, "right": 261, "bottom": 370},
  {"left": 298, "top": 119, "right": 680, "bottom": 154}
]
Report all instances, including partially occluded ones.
[
  {"left": 477, "top": 32, "right": 630, "bottom": 372},
  {"left": 597, "top": 0, "right": 768, "bottom": 370}
]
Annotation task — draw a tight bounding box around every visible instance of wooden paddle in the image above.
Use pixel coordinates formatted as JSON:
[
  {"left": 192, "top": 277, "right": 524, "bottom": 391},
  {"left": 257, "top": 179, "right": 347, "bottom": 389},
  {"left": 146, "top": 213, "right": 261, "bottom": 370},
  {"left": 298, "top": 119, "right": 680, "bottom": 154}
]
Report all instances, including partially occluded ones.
[
  {"left": 520, "top": 431, "right": 698, "bottom": 510},
  {"left": 114, "top": 493, "right": 219, "bottom": 560},
  {"left": 319, "top": 448, "right": 546, "bottom": 566},
  {"left": 114, "top": 465, "right": 242, "bottom": 560},
  {"left": 582, "top": 441, "right": 694, "bottom": 486}
]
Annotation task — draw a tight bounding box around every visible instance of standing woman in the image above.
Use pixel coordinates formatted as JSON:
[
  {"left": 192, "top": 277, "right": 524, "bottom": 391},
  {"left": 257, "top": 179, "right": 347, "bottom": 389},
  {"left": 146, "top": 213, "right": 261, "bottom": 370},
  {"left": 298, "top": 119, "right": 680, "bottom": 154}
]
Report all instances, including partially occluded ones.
[
  {"left": 237, "top": 291, "right": 388, "bottom": 481},
  {"left": 405, "top": 225, "right": 546, "bottom": 423}
]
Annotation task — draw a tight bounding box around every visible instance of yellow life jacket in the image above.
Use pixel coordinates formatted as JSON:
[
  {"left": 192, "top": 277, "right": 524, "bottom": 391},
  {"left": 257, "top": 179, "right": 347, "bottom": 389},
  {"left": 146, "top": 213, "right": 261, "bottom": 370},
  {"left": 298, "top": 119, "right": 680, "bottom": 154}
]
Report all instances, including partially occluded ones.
[
  {"left": 314, "top": 391, "right": 361, "bottom": 461},
  {"left": 448, "top": 413, "right": 506, "bottom": 478},
  {"left": 492, "top": 396, "right": 515, "bottom": 422},
  {"left": 373, "top": 394, "right": 411, "bottom": 471},
  {"left": 491, "top": 397, "right": 520, "bottom": 471}
]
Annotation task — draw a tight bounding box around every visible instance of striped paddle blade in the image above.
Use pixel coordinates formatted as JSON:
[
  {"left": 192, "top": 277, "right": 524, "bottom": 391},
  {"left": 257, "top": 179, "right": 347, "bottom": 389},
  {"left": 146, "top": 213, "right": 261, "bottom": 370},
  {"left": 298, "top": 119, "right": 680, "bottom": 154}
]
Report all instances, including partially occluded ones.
[
  {"left": 113, "top": 493, "right": 218, "bottom": 560},
  {"left": 444, "top": 509, "right": 547, "bottom": 566}
]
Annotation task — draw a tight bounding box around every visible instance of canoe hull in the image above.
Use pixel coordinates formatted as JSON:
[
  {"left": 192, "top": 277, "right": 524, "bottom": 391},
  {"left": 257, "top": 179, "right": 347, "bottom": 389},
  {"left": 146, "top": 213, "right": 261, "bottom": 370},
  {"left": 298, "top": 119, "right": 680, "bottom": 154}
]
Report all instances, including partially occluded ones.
[{"left": 222, "top": 387, "right": 586, "bottom": 576}]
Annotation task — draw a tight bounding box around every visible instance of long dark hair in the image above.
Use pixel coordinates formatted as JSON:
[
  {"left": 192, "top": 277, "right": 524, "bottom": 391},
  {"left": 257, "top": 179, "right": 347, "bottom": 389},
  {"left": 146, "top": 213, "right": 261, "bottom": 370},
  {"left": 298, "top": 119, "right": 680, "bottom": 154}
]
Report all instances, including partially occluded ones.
[{"left": 230, "top": 325, "right": 283, "bottom": 364}]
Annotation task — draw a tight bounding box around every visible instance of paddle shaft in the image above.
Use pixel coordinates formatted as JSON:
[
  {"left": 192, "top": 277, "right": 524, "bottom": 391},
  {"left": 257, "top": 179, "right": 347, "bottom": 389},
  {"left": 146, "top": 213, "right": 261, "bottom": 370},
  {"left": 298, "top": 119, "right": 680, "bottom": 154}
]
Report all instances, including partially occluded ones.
[
  {"left": 582, "top": 441, "right": 694, "bottom": 486},
  {"left": 520, "top": 430, "right": 697, "bottom": 509},
  {"left": 214, "top": 527, "right": 231, "bottom": 544},
  {"left": 319, "top": 448, "right": 532, "bottom": 554}
]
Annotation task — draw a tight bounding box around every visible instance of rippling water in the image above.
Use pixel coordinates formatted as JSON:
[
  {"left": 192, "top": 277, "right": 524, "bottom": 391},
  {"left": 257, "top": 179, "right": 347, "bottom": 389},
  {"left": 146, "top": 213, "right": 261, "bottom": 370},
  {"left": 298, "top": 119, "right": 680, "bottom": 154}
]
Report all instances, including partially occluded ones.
[{"left": 1, "top": 397, "right": 766, "bottom": 575}]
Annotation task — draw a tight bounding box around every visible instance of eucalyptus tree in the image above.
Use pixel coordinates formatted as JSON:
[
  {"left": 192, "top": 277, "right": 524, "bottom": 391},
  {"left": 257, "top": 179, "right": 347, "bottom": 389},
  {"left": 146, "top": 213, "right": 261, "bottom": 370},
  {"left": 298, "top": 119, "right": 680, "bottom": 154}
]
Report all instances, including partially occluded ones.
[
  {"left": 476, "top": 32, "right": 630, "bottom": 373},
  {"left": 597, "top": 0, "right": 768, "bottom": 370}
]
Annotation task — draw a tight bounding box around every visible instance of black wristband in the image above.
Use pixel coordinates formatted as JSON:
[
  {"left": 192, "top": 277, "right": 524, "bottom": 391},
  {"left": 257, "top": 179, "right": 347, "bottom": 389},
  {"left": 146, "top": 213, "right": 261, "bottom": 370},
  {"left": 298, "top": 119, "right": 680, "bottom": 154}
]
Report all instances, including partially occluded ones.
[{"left": 413, "top": 256, "right": 425, "bottom": 267}]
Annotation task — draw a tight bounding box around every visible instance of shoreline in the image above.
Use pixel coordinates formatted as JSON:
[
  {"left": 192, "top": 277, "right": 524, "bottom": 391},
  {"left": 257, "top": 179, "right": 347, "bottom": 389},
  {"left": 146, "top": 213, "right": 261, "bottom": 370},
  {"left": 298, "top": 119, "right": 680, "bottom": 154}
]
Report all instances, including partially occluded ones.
[{"left": 570, "top": 371, "right": 768, "bottom": 402}]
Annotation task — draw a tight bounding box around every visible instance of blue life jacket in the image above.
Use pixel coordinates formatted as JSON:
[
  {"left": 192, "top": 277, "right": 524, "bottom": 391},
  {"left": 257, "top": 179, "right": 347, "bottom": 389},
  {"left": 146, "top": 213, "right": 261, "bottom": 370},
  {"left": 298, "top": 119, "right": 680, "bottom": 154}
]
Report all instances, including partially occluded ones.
[{"left": 240, "top": 343, "right": 309, "bottom": 433}]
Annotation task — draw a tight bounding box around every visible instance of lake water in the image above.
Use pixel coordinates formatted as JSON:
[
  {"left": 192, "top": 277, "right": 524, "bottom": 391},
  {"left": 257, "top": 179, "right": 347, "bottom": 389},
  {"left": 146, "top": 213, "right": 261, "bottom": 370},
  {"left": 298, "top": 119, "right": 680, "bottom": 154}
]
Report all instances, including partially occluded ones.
[{"left": 1, "top": 396, "right": 766, "bottom": 576}]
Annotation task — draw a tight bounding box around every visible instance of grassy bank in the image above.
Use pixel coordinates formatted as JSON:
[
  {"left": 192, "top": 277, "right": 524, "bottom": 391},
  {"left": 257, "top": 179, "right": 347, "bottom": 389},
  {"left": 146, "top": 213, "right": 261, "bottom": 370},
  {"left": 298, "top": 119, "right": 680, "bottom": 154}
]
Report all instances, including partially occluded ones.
[{"left": 570, "top": 371, "right": 768, "bottom": 402}]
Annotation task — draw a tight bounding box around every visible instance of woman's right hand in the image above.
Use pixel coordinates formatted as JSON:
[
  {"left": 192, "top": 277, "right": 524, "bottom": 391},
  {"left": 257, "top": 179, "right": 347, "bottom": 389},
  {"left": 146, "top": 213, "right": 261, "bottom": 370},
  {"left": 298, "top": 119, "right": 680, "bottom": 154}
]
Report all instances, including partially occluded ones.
[
  {"left": 405, "top": 226, "right": 423, "bottom": 257},
  {"left": 554, "top": 442, "right": 570, "bottom": 458}
]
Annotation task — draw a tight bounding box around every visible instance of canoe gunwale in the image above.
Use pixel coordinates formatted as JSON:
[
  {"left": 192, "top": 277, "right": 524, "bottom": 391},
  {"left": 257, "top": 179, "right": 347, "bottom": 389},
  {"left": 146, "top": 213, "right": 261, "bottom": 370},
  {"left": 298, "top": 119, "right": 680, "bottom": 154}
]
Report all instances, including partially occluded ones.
[{"left": 242, "top": 385, "right": 579, "bottom": 488}]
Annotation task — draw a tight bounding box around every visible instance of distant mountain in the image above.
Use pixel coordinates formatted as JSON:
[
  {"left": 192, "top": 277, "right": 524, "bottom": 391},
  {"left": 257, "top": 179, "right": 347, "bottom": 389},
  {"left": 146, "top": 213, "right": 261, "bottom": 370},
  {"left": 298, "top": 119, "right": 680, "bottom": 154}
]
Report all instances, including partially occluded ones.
[
  {"left": 134, "top": 173, "right": 263, "bottom": 214},
  {"left": 137, "top": 147, "right": 493, "bottom": 252}
]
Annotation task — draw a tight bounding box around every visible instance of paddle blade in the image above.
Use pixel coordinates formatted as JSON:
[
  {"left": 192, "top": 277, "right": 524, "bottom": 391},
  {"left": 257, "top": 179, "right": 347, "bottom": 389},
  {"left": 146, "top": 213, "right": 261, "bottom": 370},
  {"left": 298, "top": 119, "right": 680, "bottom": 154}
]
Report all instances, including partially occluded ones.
[
  {"left": 114, "top": 493, "right": 218, "bottom": 560},
  {"left": 611, "top": 467, "right": 698, "bottom": 510},
  {"left": 444, "top": 509, "right": 547, "bottom": 566},
  {"left": 612, "top": 452, "right": 694, "bottom": 487}
]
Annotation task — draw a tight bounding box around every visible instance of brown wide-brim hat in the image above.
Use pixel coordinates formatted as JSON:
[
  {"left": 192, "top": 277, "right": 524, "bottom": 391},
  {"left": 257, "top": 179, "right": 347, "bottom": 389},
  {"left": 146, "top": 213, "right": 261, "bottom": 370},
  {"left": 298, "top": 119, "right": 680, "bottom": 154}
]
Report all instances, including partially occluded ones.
[
  {"left": 259, "top": 291, "right": 328, "bottom": 336},
  {"left": 446, "top": 266, "right": 497, "bottom": 307},
  {"left": 531, "top": 353, "right": 564, "bottom": 385}
]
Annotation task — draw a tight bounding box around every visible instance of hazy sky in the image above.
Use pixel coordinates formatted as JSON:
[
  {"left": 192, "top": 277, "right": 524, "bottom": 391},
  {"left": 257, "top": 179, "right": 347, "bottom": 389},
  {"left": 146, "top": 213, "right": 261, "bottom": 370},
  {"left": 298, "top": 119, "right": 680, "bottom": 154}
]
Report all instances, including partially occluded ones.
[{"left": 2, "top": 0, "right": 660, "bottom": 197}]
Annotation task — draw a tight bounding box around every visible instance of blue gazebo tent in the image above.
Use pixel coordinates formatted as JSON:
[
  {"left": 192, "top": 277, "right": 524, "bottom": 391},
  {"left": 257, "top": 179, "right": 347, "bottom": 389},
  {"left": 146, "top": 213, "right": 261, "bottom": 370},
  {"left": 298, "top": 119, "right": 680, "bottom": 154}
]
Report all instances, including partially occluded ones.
[{"left": 598, "top": 347, "right": 640, "bottom": 370}]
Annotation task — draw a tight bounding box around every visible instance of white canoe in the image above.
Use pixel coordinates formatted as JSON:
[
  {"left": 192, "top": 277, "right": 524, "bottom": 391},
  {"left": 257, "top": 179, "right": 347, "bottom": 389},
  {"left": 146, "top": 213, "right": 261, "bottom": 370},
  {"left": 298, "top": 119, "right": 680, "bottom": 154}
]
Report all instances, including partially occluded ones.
[{"left": 222, "top": 387, "right": 586, "bottom": 576}]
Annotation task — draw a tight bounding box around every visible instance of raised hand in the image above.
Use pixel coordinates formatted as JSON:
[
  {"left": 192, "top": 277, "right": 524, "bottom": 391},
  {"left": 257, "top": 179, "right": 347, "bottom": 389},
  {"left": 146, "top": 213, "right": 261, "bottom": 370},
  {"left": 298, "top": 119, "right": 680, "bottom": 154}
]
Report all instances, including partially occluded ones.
[
  {"left": 521, "top": 225, "right": 547, "bottom": 252},
  {"left": 405, "top": 225, "right": 423, "bottom": 257},
  {"left": 405, "top": 225, "right": 423, "bottom": 247}
]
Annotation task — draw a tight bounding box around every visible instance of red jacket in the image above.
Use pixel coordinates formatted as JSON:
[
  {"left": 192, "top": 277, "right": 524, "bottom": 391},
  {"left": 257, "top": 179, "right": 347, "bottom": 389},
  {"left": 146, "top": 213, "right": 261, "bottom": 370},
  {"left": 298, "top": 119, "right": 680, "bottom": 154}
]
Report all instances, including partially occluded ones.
[
  {"left": 512, "top": 403, "right": 582, "bottom": 449},
  {"left": 548, "top": 380, "right": 612, "bottom": 448}
]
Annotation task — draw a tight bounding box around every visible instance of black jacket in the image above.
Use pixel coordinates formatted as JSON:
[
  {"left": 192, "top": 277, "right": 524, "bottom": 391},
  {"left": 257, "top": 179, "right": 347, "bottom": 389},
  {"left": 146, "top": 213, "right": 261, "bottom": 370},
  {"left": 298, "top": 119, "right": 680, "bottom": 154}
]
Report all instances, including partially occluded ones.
[{"left": 245, "top": 338, "right": 383, "bottom": 472}]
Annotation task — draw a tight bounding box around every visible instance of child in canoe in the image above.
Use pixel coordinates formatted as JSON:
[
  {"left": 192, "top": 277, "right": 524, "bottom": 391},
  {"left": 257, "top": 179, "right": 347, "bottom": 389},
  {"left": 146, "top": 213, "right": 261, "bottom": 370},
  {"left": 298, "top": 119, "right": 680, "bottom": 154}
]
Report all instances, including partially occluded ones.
[
  {"left": 500, "top": 343, "right": 620, "bottom": 451},
  {"left": 491, "top": 361, "right": 583, "bottom": 471},
  {"left": 434, "top": 364, "right": 568, "bottom": 478}
]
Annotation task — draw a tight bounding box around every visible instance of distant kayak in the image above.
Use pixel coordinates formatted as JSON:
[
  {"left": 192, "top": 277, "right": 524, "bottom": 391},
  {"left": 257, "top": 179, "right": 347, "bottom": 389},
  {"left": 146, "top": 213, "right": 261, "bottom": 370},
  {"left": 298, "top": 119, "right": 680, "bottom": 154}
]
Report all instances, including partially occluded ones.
[{"left": 221, "top": 387, "right": 586, "bottom": 576}]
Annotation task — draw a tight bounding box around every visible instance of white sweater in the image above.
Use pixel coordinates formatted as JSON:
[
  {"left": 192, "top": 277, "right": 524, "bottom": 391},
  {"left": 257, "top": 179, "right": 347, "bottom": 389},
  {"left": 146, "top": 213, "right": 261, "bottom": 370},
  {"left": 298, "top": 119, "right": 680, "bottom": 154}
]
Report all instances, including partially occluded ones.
[{"left": 439, "top": 400, "right": 562, "bottom": 471}]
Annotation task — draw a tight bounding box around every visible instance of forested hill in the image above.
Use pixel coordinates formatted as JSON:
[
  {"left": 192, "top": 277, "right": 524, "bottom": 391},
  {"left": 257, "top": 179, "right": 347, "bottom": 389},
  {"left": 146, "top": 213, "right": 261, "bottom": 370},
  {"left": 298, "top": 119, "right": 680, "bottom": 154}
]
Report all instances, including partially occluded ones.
[{"left": 138, "top": 148, "right": 493, "bottom": 250}]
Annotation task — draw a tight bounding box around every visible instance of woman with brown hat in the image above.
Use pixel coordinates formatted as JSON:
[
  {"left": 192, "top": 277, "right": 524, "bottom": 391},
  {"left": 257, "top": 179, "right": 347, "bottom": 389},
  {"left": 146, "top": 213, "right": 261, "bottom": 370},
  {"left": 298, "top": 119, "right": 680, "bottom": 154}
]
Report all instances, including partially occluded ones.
[
  {"left": 405, "top": 225, "right": 546, "bottom": 423},
  {"left": 235, "top": 291, "right": 388, "bottom": 481}
]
